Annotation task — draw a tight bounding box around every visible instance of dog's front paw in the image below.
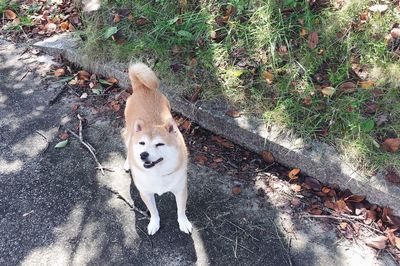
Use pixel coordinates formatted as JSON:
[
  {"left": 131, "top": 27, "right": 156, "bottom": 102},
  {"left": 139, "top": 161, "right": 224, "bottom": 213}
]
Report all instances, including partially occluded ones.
[
  {"left": 147, "top": 218, "right": 160, "bottom": 235},
  {"left": 178, "top": 216, "right": 192, "bottom": 234}
]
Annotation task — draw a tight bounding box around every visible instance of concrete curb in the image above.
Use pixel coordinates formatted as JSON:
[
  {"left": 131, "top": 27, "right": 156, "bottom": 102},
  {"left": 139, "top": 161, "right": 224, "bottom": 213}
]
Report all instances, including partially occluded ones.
[{"left": 34, "top": 33, "right": 400, "bottom": 214}]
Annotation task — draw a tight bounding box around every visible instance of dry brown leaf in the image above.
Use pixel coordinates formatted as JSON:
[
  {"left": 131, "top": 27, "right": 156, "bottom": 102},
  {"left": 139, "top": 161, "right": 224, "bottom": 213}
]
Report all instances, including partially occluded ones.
[
  {"left": 262, "top": 71, "right": 274, "bottom": 84},
  {"left": 303, "top": 95, "right": 312, "bottom": 106},
  {"left": 288, "top": 168, "right": 300, "bottom": 180},
  {"left": 194, "top": 155, "right": 208, "bottom": 165},
  {"left": 380, "top": 138, "right": 400, "bottom": 153},
  {"left": 59, "top": 132, "right": 69, "bottom": 140},
  {"left": 339, "top": 222, "right": 348, "bottom": 230},
  {"left": 309, "top": 207, "right": 323, "bottom": 215},
  {"left": 364, "top": 210, "right": 377, "bottom": 225},
  {"left": 334, "top": 199, "right": 352, "bottom": 214},
  {"left": 321, "top": 87, "right": 335, "bottom": 97},
  {"left": 78, "top": 70, "right": 90, "bottom": 81},
  {"left": 113, "top": 14, "right": 121, "bottom": 23},
  {"left": 365, "top": 235, "right": 388, "bottom": 250},
  {"left": 324, "top": 199, "right": 335, "bottom": 209},
  {"left": 232, "top": 186, "right": 241, "bottom": 195},
  {"left": 111, "top": 100, "right": 120, "bottom": 112},
  {"left": 339, "top": 81, "right": 357, "bottom": 93},
  {"left": 225, "top": 109, "right": 241, "bottom": 118},
  {"left": 322, "top": 186, "right": 330, "bottom": 194},
  {"left": 190, "top": 85, "right": 202, "bottom": 102},
  {"left": 300, "top": 28, "right": 308, "bottom": 37},
  {"left": 261, "top": 150, "right": 274, "bottom": 164},
  {"left": 135, "top": 17, "right": 150, "bottom": 26},
  {"left": 211, "top": 135, "right": 234, "bottom": 148},
  {"left": 60, "top": 21, "right": 70, "bottom": 31},
  {"left": 308, "top": 31, "right": 319, "bottom": 49},
  {"left": 344, "top": 194, "right": 366, "bottom": 203},
  {"left": 359, "top": 80, "right": 374, "bottom": 89},
  {"left": 385, "top": 169, "right": 400, "bottom": 185},
  {"left": 213, "top": 157, "right": 224, "bottom": 163},
  {"left": 4, "top": 9, "right": 17, "bottom": 20},
  {"left": 54, "top": 68, "right": 65, "bottom": 77},
  {"left": 106, "top": 77, "right": 118, "bottom": 84},
  {"left": 304, "top": 177, "right": 322, "bottom": 192},
  {"left": 181, "top": 120, "right": 191, "bottom": 131}
]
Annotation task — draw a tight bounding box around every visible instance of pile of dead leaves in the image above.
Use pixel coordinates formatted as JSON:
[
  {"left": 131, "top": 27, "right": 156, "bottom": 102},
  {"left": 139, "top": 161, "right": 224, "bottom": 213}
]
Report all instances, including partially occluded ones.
[
  {"left": 1, "top": 0, "right": 80, "bottom": 41},
  {"left": 285, "top": 167, "right": 400, "bottom": 261}
]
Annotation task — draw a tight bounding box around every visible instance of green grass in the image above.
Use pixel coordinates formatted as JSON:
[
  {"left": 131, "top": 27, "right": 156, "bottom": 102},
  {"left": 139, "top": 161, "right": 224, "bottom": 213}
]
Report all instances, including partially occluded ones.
[{"left": 79, "top": 0, "right": 400, "bottom": 175}]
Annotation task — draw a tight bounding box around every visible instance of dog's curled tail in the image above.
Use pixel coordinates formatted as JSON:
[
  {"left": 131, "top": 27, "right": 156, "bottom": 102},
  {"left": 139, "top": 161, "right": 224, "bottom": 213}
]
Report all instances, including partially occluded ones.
[{"left": 128, "top": 62, "right": 159, "bottom": 90}]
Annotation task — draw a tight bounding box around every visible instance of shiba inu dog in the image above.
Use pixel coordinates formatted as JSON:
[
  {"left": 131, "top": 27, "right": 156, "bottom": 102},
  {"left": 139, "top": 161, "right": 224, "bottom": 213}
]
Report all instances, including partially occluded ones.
[{"left": 123, "top": 62, "right": 192, "bottom": 235}]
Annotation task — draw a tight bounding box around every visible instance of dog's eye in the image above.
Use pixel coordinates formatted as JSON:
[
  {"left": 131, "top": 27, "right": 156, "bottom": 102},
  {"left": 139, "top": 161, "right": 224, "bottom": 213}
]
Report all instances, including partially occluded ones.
[
  {"left": 139, "top": 141, "right": 145, "bottom": 145},
  {"left": 156, "top": 143, "right": 165, "bottom": 147}
]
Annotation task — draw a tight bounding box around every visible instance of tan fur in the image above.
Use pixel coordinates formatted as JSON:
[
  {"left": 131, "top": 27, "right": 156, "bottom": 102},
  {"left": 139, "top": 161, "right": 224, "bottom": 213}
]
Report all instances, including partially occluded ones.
[{"left": 123, "top": 62, "right": 191, "bottom": 235}]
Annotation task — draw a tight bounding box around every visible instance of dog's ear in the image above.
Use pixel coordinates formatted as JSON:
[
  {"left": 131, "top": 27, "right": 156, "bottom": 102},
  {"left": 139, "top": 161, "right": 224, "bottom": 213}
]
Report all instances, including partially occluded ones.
[
  {"left": 134, "top": 119, "right": 144, "bottom": 132},
  {"left": 165, "top": 118, "right": 176, "bottom": 134}
]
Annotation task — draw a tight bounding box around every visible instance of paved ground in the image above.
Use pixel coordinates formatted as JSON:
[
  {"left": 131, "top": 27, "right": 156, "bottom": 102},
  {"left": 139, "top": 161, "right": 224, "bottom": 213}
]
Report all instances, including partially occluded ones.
[{"left": 0, "top": 39, "right": 396, "bottom": 266}]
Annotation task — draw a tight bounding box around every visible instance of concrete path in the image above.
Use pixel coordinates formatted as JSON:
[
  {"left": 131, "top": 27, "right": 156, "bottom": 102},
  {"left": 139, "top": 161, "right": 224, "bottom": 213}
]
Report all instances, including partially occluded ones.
[{"left": 0, "top": 39, "right": 395, "bottom": 266}]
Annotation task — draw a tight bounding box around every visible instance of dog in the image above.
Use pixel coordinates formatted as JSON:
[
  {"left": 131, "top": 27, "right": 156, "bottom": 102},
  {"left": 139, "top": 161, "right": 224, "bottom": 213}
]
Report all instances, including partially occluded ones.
[{"left": 123, "top": 62, "right": 192, "bottom": 235}]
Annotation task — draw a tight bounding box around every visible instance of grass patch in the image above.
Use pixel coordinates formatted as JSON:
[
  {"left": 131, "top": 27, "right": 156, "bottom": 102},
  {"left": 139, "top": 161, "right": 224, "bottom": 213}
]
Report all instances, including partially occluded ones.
[{"left": 79, "top": 0, "right": 400, "bottom": 175}]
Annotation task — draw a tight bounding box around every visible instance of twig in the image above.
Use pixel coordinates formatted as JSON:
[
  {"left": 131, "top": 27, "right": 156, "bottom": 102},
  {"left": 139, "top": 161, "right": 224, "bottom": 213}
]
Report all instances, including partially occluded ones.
[
  {"left": 65, "top": 115, "right": 105, "bottom": 174},
  {"left": 101, "top": 186, "right": 149, "bottom": 219},
  {"left": 34, "top": 130, "right": 49, "bottom": 153},
  {"left": 212, "top": 231, "right": 254, "bottom": 254},
  {"left": 137, "top": 226, "right": 153, "bottom": 248},
  {"left": 271, "top": 219, "right": 293, "bottom": 266},
  {"left": 303, "top": 214, "right": 384, "bottom": 235},
  {"left": 224, "top": 219, "right": 260, "bottom": 241},
  {"left": 48, "top": 85, "right": 67, "bottom": 105}
]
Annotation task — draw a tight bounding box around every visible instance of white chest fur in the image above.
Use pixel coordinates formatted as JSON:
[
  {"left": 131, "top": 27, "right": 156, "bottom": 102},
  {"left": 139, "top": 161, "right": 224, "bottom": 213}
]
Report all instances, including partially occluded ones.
[{"left": 132, "top": 165, "right": 187, "bottom": 195}]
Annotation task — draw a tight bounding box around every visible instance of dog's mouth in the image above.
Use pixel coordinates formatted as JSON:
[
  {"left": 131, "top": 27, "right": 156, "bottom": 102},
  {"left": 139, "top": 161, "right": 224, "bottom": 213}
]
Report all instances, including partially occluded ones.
[{"left": 143, "top": 157, "right": 164, "bottom": 169}]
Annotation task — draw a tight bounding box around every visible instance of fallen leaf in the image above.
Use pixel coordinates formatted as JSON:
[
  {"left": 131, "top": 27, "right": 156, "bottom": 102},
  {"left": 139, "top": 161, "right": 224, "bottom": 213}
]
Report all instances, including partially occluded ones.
[
  {"left": 113, "top": 14, "right": 121, "bottom": 23},
  {"left": 344, "top": 194, "right": 366, "bottom": 203},
  {"left": 369, "top": 4, "right": 388, "bottom": 13},
  {"left": 4, "top": 9, "right": 17, "bottom": 20},
  {"left": 321, "top": 86, "right": 335, "bottom": 97},
  {"left": 359, "top": 12, "right": 369, "bottom": 22},
  {"left": 324, "top": 199, "right": 335, "bottom": 209},
  {"left": 111, "top": 100, "right": 120, "bottom": 112},
  {"left": 385, "top": 169, "right": 400, "bottom": 185},
  {"left": 261, "top": 150, "right": 274, "bottom": 164},
  {"left": 303, "top": 96, "right": 312, "bottom": 106},
  {"left": 322, "top": 187, "right": 331, "bottom": 194},
  {"left": 263, "top": 71, "right": 274, "bottom": 84},
  {"left": 225, "top": 109, "right": 241, "bottom": 118},
  {"left": 359, "top": 80, "right": 374, "bottom": 89},
  {"left": 211, "top": 135, "right": 234, "bottom": 148},
  {"left": 232, "top": 186, "right": 241, "bottom": 195},
  {"left": 334, "top": 199, "right": 352, "bottom": 214},
  {"left": 300, "top": 28, "right": 308, "bottom": 37},
  {"left": 60, "top": 21, "right": 70, "bottom": 31},
  {"left": 308, "top": 31, "right": 319, "bottom": 49},
  {"left": 194, "top": 155, "right": 208, "bottom": 165},
  {"left": 54, "top": 68, "right": 65, "bottom": 77},
  {"left": 386, "top": 228, "right": 400, "bottom": 249},
  {"left": 364, "top": 210, "right": 377, "bottom": 225},
  {"left": 380, "top": 138, "right": 400, "bottom": 153},
  {"left": 45, "top": 23, "right": 57, "bottom": 32},
  {"left": 225, "top": 5, "right": 236, "bottom": 16},
  {"left": 309, "top": 207, "right": 323, "bottom": 215},
  {"left": 339, "top": 222, "right": 348, "bottom": 230},
  {"left": 339, "top": 81, "right": 357, "bottom": 93},
  {"left": 365, "top": 235, "right": 388, "bottom": 250},
  {"left": 181, "top": 120, "right": 191, "bottom": 131},
  {"left": 190, "top": 85, "right": 202, "bottom": 102},
  {"left": 55, "top": 139, "right": 68, "bottom": 148},
  {"left": 77, "top": 70, "right": 90, "bottom": 81},
  {"left": 288, "top": 168, "right": 300, "bottom": 180},
  {"left": 106, "top": 77, "right": 118, "bottom": 84},
  {"left": 80, "top": 92, "right": 88, "bottom": 99},
  {"left": 376, "top": 114, "right": 388, "bottom": 126},
  {"left": 303, "top": 177, "right": 322, "bottom": 192},
  {"left": 363, "top": 102, "right": 378, "bottom": 114},
  {"left": 135, "top": 17, "right": 150, "bottom": 26},
  {"left": 59, "top": 132, "right": 69, "bottom": 140}
]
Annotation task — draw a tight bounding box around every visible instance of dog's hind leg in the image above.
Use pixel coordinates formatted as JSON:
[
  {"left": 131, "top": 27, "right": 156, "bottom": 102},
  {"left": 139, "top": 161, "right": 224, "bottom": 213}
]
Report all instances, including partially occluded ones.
[
  {"left": 139, "top": 192, "right": 160, "bottom": 235},
  {"left": 173, "top": 187, "right": 192, "bottom": 234}
]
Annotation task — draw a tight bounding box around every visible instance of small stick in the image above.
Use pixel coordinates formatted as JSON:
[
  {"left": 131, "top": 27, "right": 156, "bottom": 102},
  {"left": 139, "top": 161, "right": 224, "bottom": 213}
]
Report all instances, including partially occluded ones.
[
  {"left": 49, "top": 85, "right": 67, "bottom": 105},
  {"left": 137, "top": 226, "right": 153, "bottom": 248},
  {"left": 224, "top": 219, "right": 260, "bottom": 241},
  {"left": 34, "top": 130, "right": 49, "bottom": 153},
  {"left": 212, "top": 231, "right": 254, "bottom": 254},
  {"left": 303, "top": 214, "right": 384, "bottom": 235}
]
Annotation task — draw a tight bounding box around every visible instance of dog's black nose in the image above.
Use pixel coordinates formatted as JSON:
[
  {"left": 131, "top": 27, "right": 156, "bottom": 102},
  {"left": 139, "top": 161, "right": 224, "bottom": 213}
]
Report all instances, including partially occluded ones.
[{"left": 140, "top": 152, "right": 149, "bottom": 160}]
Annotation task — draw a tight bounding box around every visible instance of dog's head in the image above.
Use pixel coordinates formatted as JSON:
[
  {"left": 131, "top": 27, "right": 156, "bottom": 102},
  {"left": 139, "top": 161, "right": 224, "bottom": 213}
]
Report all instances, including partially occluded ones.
[{"left": 128, "top": 118, "right": 185, "bottom": 172}]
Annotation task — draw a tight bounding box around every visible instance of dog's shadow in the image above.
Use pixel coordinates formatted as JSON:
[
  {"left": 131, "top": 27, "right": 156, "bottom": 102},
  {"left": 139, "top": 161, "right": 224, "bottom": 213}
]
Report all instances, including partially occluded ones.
[{"left": 129, "top": 172, "right": 198, "bottom": 265}]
